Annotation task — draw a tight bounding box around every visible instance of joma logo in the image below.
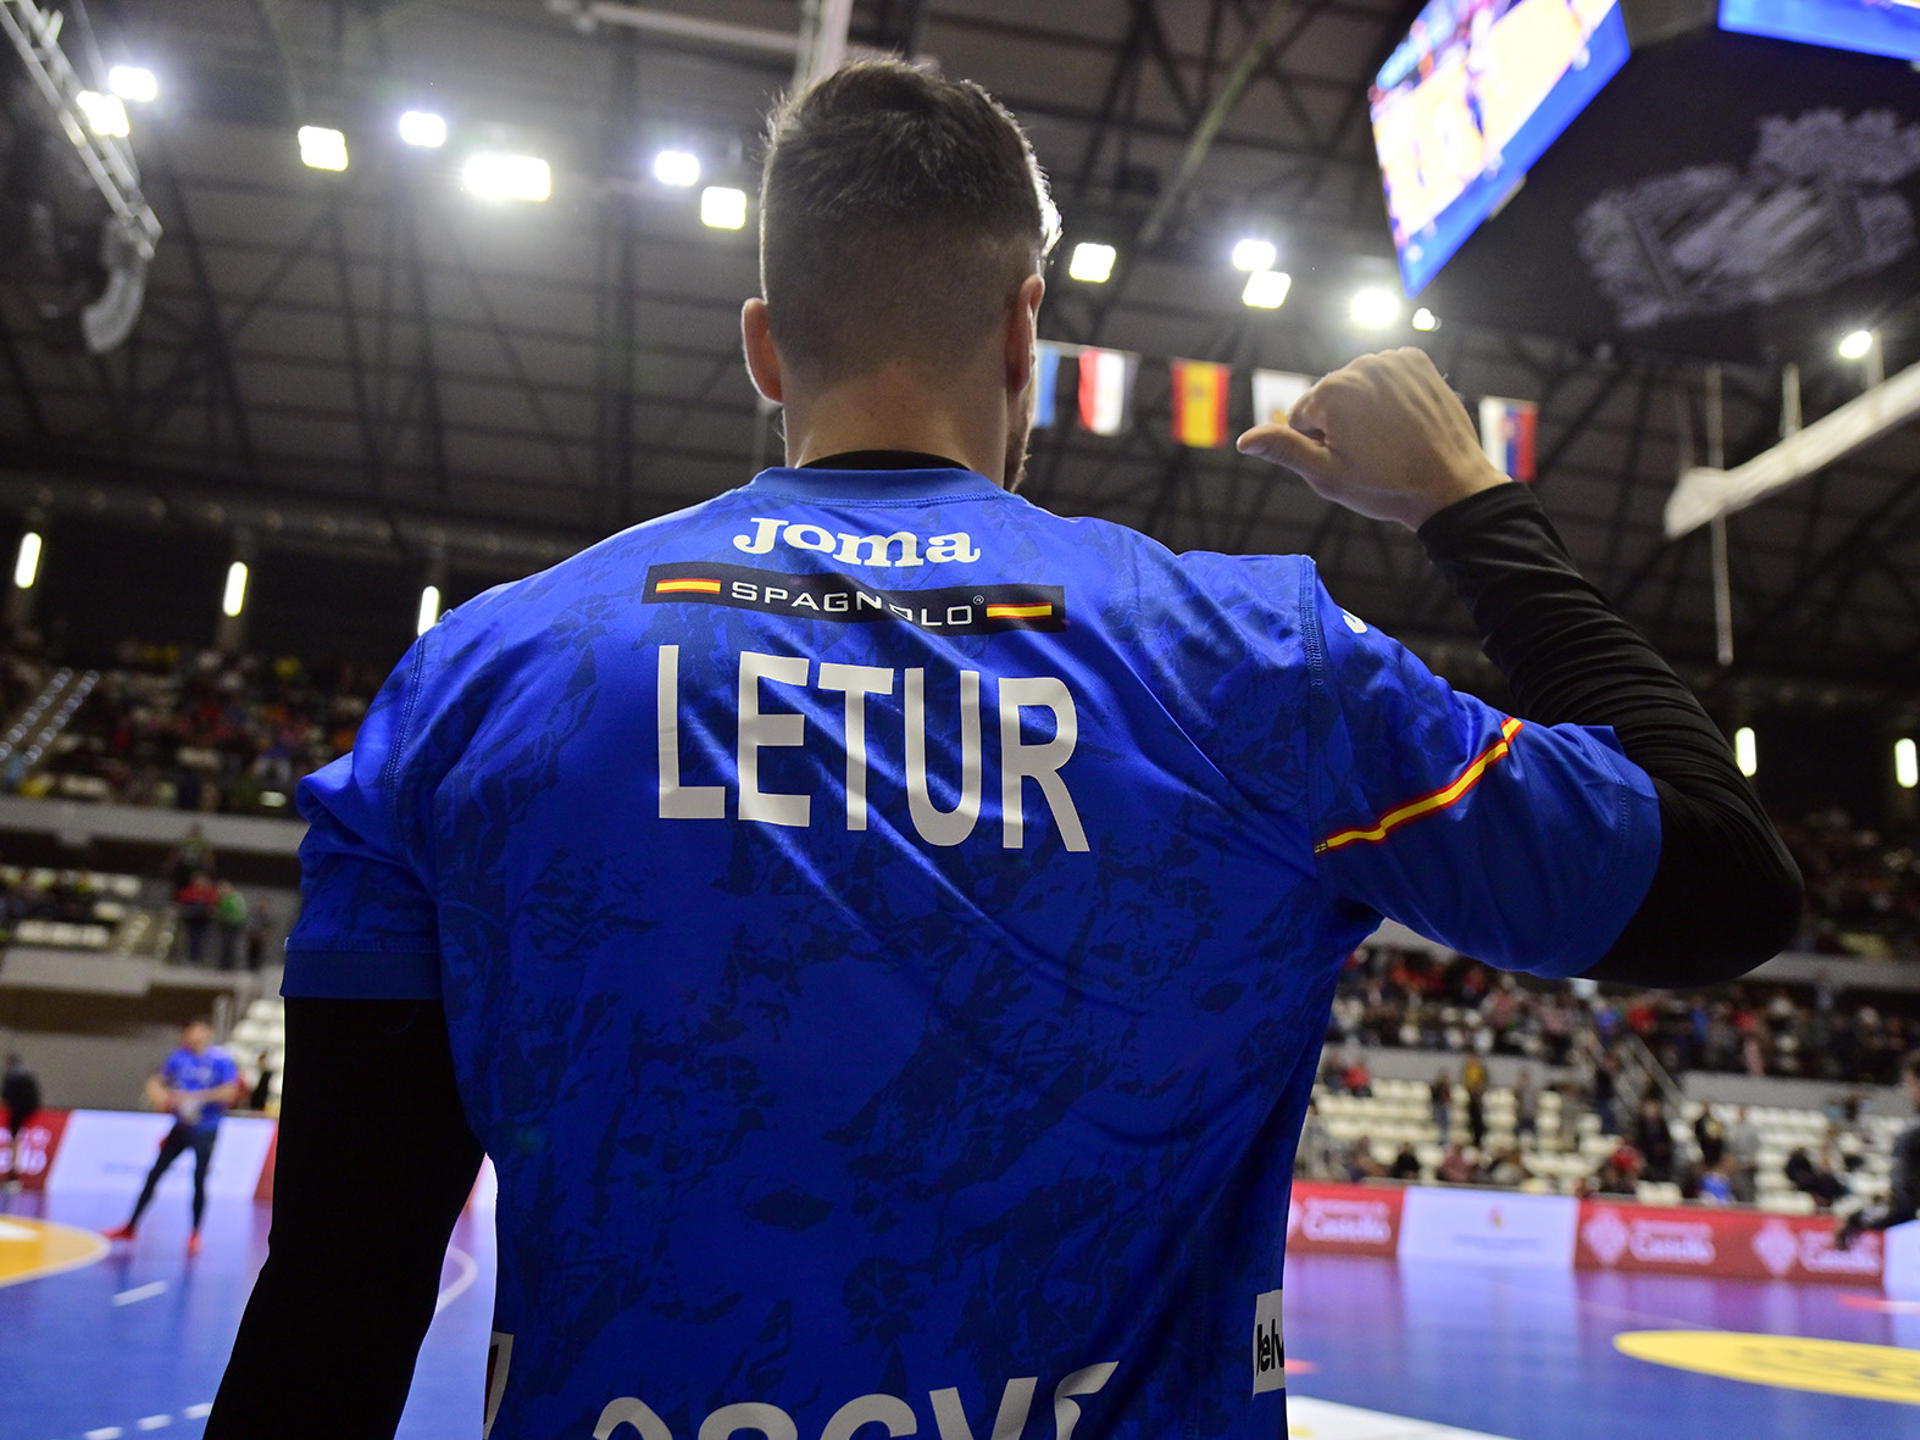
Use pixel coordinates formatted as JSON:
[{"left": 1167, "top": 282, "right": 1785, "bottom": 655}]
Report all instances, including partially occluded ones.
[{"left": 733, "top": 518, "right": 981, "bottom": 568}]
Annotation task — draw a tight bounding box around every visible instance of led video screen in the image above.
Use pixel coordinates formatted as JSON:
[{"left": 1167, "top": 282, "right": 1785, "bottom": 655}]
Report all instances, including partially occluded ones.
[
  {"left": 1719, "top": 0, "right": 1920, "bottom": 62},
  {"left": 1371, "top": 0, "right": 1632, "bottom": 295}
]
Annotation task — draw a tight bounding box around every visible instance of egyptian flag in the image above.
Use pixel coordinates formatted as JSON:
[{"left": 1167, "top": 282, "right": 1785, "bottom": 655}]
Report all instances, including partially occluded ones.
[
  {"left": 1170, "top": 360, "right": 1230, "bottom": 448},
  {"left": 1479, "top": 396, "right": 1538, "bottom": 483},
  {"left": 1078, "top": 347, "right": 1138, "bottom": 436}
]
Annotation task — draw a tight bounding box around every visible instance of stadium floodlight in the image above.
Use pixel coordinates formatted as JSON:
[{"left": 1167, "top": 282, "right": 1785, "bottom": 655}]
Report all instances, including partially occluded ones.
[
  {"left": 416, "top": 585, "right": 442, "bottom": 636},
  {"left": 653, "top": 149, "right": 701, "bottom": 187},
  {"left": 1349, "top": 287, "right": 1401, "bottom": 329},
  {"left": 700, "top": 186, "right": 748, "bottom": 231},
  {"left": 298, "top": 126, "right": 349, "bottom": 172},
  {"left": 398, "top": 110, "right": 448, "bottom": 149},
  {"left": 462, "top": 152, "right": 552, "bottom": 203},
  {"left": 75, "top": 91, "right": 130, "bottom": 139},
  {"left": 108, "top": 66, "right": 158, "bottom": 103},
  {"left": 1241, "top": 270, "right": 1292, "bottom": 310},
  {"left": 1897, "top": 737, "right": 1918, "bottom": 791},
  {"left": 222, "top": 561, "right": 249, "bottom": 619},
  {"left": 1734, "top": 725, "right": 1757, "bottom": 779},
  {"left": 1837, "top": 329, "right": 1875, "bottom": 361},
  {"left": 12, "top": 533, "right": 41, "bottom": 591},
  {"left": 1231, "top": 238, "right": 1277, "bottom": 273},
  {"left": 1411, "top": 307, "right": 1440, "bottom": 332},
  {"left": 1067, "top": 242, "right": 1117, "bottom": 284}
]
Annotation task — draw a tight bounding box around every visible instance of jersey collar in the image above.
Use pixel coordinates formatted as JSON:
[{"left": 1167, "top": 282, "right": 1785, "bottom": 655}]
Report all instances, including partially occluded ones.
[{"left": 745, "top": 465, "right": 1004, "bottom": 502}]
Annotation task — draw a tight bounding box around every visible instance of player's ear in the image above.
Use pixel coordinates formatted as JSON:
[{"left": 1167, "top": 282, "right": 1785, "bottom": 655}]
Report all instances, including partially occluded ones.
[
  {"left": 742, "top": 298, "right": 784, "bottom": 406},
  {"left": 1004, "top": 274, "right": 1044, "bottom": 399}
]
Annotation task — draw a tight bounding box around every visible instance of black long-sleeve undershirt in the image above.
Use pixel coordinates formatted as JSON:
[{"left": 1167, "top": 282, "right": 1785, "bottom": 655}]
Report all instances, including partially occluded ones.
[
  {"left": 1417, "top": 483, "right": 1803, "bottom": 986},
  {"left": 209, "top": 481, "right": 1802, "bottom": 1437}
]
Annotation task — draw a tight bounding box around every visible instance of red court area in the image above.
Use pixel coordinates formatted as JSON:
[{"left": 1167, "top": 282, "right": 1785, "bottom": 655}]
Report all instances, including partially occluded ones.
[{"left": 4, "top": 1166, "right": 1920, "bottom": 1439}]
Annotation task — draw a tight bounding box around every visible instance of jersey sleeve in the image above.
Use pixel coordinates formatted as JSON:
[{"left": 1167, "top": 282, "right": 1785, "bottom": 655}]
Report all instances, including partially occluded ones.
[
  {"left": 283, "top": 641, "right": 442, "bottom": 1001},
  {"left": 1300, "top": 561, "right": 1660, "bottom": 978}
]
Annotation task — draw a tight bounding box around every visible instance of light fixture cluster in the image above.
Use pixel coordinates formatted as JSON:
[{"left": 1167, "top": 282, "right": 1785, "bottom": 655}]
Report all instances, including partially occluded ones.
[
  {"left": 1063, "top": 233, "right": 1440, "bottom": 332},
  {"left": 72, "top": 63, "right": 159, "bottom": 141}
]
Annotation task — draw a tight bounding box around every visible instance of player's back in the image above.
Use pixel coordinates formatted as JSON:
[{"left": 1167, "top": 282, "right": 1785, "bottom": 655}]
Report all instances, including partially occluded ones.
[
  {"left": 302, "top": 463, "right": 1557, "bottom": 1435},
  {"left": 386, "top": 465, "right": 1343, "bottom": 1435}
]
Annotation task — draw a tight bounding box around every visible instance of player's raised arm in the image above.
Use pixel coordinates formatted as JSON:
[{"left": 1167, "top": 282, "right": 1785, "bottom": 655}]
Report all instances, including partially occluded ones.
[{"left": 1239, "top": 347, "right": 1801, "bottom": 985}]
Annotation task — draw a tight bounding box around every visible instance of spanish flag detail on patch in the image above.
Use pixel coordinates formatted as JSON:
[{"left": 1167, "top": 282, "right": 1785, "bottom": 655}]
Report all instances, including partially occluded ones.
[
  {"left": 655, "top": 578, "right": 723, "bottom": 595},
  {"left": 1316, "top": 717, "right": 1524, "bottom": 855},
  {"left": 985, "top": 602, "right": 1053, "bottom": 620}
]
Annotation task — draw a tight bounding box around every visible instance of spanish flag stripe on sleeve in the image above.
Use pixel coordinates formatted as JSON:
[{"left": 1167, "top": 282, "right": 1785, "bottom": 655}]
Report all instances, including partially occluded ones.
[
  {"left": 1317, "top": 717, "right": 1524, "bottom": 854},
  {"left": 657, "top": 578, "right": 722, "bottom": 594}
]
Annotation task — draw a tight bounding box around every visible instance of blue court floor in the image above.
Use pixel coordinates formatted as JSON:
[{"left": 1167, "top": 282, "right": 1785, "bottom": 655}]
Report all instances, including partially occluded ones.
[{"left": 4, "top": 1187, "right": 1919, "bottom": 1439}]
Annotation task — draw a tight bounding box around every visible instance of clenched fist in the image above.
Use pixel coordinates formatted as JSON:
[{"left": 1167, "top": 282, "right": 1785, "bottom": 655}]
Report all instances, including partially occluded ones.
[{"left": 1236, "top": 347, "right": 1511, "bottom": 530}]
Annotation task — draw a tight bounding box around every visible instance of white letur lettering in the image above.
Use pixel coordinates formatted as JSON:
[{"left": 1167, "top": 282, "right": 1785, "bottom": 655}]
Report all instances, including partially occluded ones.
[
  {"left": 817, "top": 662, "right": 893, "bottom": 831},
  {"left": 657, "top": 645, "right": 724, "bottom": 819},
  {"left": 905, "top": 667, "right": 982, "bottom": 847},
  {"left": 999, "top": 678, "right": 1088, "bottom": 852},
  {"left": 738, "top": 651, "right": 811, "bottom": 828},
  {"left": 656, "top": 647, "right": 1087, "bottom": 850}
]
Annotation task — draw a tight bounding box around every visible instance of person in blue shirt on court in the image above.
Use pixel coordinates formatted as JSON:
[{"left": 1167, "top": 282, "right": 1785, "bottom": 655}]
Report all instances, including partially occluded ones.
[
  {"left": 104, "top": 1018, "right": 241, "bottom": 1256},
  {"left": 208, "top": 60, "right": 1799, "bottom": 1440}
]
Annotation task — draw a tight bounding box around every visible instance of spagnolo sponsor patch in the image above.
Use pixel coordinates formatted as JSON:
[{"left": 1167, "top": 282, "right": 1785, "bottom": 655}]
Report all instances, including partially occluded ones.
[{"left": 644, "top": 562, "right": 1066, "bottom": 636}]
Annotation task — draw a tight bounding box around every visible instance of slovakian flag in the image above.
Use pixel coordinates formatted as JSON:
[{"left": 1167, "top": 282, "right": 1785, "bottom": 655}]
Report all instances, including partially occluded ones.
[
  {"left": 1078, "top": 347, "right": 1138, "bottom": 436},
  {"left": 1479, "top": 396, "right": 1538, "bottom": 483},
  {"left": 1033, "top": 341, "right": 1072, "bottom": 428},
  {"left": 1170, "top": 360, "right": 1230, "bottom": 448},
  {"left": 1251, "top": 369, "right": 1315, "bottom": 428}
]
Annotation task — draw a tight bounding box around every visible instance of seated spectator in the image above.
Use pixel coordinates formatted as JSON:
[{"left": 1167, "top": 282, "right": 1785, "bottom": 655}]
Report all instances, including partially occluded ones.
[
  {"left": 1341, "top": 1055, "right": 1372, "bottom": 1098},
  {"left": 1487, "top": 1147, "right": 1530, "bottom": 1189},
  {"left": 1436, "top": 1144, "right": 1476, "bottom": 1186},
  {"left": 1698, "top": 1159, "right": 1734, "bottom": 1205},
  {"left": 1389, "top": 1142, "right": 1421, "bottom": 1182},
  {"left": 1785, "top": 1146, "right": 1850, "bottom": 1210},
  {"left": 1344, "top": 1135, "right": 1385, "bottom": 1184}
]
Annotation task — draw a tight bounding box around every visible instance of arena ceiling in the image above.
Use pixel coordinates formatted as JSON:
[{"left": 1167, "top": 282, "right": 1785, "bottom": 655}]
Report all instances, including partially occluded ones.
[{"left": 1, "top": 0, "right": 1918, "bottom": 699}]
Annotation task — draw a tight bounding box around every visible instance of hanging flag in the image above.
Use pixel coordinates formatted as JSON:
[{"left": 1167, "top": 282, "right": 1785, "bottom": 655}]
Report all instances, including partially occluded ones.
[
  {"left": 1251, "top": 369, "right": 1316, "bottom": 428},
  {"left": 1170, "top": 360, "right": 1231, "bottom": 448},
  {"left": 1479, "top": 396, "right": 1538, "bottom": 483},
  {"left": 1078, "top": 347, "right": 1137, "bottom": 436},
  {"left": 1033, "top": 341, "right": 1072, "bottom": 428}
]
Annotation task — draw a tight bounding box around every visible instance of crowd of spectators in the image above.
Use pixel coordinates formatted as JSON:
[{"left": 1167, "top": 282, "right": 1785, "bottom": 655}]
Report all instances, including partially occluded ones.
[
  {"left": 3, "top": 642, "right": 376, "bottom": 815},
  {"left": 1329, "top": 946, "right": 1920, "bottom": 1088},
  {"left": 1781, "top": 810, "right": 1920, "bottom": 959}
]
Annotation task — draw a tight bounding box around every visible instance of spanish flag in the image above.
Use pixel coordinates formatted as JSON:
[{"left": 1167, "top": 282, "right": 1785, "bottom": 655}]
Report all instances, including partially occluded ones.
[
  {"left": 1171, "top": 360, "right": 1229, "bottom": 448},
  {"left": 656, "top": 577, "right": 722, "bottom": 595}
]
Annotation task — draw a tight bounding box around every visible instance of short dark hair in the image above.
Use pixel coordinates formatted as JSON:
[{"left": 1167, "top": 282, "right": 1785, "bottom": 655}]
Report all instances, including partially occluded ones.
[{"left": 759, "top": 61, "right": 1058, "bottom": 381}]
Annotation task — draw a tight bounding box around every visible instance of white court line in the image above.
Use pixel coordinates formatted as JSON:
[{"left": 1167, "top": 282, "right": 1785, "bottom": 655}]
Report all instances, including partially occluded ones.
[
  {"left": 137, "top": 1417, "right": 172, "bottom": 1431},
  {"left": 435, "top": 1244, "right": 479, "bottom": 1315},
  {"left": 112, "top": 1281, "right": 167, "bottom": 1307},
  {"left": 182, "top": 1403, "right": 213, "bottom": 1419},
  {"left": 84, "top": 1428, "right": 124, "bottom": 1440}
]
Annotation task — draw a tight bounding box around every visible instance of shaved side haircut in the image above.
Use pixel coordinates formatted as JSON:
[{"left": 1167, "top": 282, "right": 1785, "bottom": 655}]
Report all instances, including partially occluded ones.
[{"left": 760, "top": 60, "right": 1059, "bottom": 384}]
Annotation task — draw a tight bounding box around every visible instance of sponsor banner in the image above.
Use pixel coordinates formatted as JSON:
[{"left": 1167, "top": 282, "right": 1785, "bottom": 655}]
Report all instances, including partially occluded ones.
[
  {"left": 45, "top": 1110, "right": 276, "bottom": 1199},
  {"left": 1285, "top": 1181, "right": 1404, "bottom": 1257},
  {"left": 0, "top": 1109, "right": 70, "bottom": 1191},
  {"left": 1399, "top": 1186, "right": 1579, "bottom": 1269},
  {"left": 1577, "top": 1200, "right": 1882, "bottom": 1285},
  {"left": 644, "top": 563, "right": 1067, "bottom": 636}
]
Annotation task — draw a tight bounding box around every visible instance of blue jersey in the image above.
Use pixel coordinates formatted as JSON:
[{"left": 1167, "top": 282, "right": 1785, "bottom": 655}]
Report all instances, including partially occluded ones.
[
  {"left": 286, "top": 466, "right": 1660, "bottom": 1438},
  {"left": 162, "top": 1046, "right": 237, "bottom": 1132}
]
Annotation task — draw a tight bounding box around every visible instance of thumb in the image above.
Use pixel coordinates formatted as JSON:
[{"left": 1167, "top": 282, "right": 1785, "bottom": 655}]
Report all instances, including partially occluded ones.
[{"left": 1237, "top": 423, "right": 1333, "bottom": 481}]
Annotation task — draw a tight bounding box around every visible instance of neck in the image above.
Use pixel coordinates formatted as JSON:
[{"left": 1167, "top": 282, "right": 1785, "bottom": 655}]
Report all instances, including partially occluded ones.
[{"left": 782, "top": 363, "right": 1007, "bottom": 487}]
